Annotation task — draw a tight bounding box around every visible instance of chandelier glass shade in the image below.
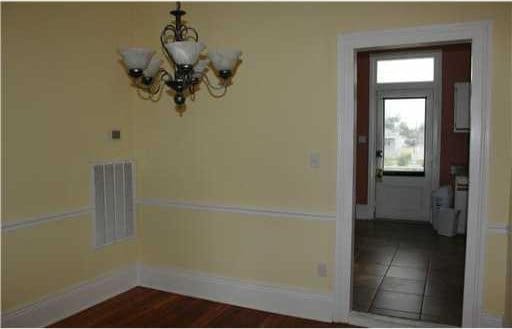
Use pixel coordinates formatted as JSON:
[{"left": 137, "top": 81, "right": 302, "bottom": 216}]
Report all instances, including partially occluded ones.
[
  {"left": 119, "top": 2, "right": 242, "bottom": 116},
  {"left": 165, "top": 41, "right": 206, "bottom": 65},
  {"left": 208, "top": 49, "right": 242, "bottom": 71},
  {"left": 119, "top": 48, "right": 155, "bottom": 71}
]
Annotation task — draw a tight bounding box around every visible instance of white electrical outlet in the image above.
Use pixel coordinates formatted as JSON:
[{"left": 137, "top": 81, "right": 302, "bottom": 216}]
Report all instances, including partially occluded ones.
[
  {"left": 310, "top": 152, "right": 320, "bottom": 168},
  {"left": 317, "top": 263, "right": 327, "bottom": 277}
]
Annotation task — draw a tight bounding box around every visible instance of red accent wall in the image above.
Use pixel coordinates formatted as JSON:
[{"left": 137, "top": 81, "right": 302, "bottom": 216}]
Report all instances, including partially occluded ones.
[
  {"left": 355, "top": 44, "right": 471, "bottom": 204},
  {"left": 356, "top": 52, "right": 370, "bottom": 204},
  {"left": 439, "top": 44, "right": 471, "bottom": 185}
]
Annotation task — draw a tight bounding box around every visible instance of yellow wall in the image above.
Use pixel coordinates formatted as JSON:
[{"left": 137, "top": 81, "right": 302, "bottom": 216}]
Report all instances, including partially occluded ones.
[
  {"left": 506, "top": 4, "right": 512, "bottom": 325},
  {"left": 138, "top": 206, "right": 334, "bottom": 292},
  {"left": 132, "top": 2, "right": 512, "bottom": 317},
  {"left": 2, "top": 1, "right": 512, "bottom": 320},
  {"left": 1, "top": 3, "right": 137, "bottom": 311}
]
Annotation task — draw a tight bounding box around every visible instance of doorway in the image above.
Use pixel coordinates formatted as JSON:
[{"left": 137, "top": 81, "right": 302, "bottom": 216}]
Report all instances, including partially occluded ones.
[
  {"left": 334, "top": 21, "right": 491, "bottom": 328},
  {"left": 367, "top": 50, "right": 443, "bottom": 222},
  {"left": 353, "top": 45, "right": 469, "bottom": 325}
]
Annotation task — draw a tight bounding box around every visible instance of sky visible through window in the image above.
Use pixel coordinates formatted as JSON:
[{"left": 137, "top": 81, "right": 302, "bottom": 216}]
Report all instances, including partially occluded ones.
[
  {"left": 385, "top": 98, "right": 426, "bottom": 128},
  {"left": 377, "top": 57, "right": 434, "bottom": 83}
]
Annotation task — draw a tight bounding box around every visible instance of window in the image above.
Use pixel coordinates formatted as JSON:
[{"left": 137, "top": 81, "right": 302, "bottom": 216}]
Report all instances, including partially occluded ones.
[
  {"left": 383, "top": 98, "right": 426, "bottom": 175},
  {"left": 377, "top": 57, "right": 434, "bottom": 83}
]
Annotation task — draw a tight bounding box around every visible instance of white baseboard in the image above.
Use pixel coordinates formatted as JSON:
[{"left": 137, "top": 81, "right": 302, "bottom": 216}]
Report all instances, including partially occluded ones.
[
  {"left": 356, "top": 204, "right": 374, "bottom": 220},
  {"left": 480, "top": 312, "right": 504, "bottom": 327},
  {"left": 348, "top": 311, "right": 453, "bottom": 328},
  {"left": 138, "top": 264, "right": 334, "bottom": 322},
  {"left": 1, "top": 265, "right": 138, "bottom": 328},
  {"left": 2, "top": 262, "right": 497, "bottom": 327}
]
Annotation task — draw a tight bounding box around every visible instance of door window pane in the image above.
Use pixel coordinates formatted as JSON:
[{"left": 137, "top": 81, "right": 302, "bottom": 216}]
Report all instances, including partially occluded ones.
[
  {"left": 383, "top": 98, "right": 426, "bottom": 175},
  {"left": 377, "top": 58, "right": 434, "bottom": 83}
]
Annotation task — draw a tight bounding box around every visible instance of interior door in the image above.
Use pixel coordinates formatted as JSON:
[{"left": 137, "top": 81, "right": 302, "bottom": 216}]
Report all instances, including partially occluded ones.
[{"left": 375, "top": 90, "right": 433, "bottom": 221}]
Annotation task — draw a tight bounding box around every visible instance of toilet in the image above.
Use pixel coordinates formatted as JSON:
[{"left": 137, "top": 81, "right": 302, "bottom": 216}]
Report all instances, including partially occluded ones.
[
  {"left": 432, "top": 186, "right": 460, "bottom": 237},
  {"left": 436, "top": 208, "right": 459, "bottom": 237}
]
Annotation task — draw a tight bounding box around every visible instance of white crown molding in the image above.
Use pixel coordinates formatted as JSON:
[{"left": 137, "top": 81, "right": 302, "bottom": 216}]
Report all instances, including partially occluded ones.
[
  {"left": 1, "top": 265, "right": 137, "bottom": 328},
  {"left": 138, "top": 264, "right": 334, "bottom": 322},
  {"left": 137, "top": 198, "right": 336, "bottom": 221},
  {"left": 1, "top": 207, "right": 92, "bottom": 232}
]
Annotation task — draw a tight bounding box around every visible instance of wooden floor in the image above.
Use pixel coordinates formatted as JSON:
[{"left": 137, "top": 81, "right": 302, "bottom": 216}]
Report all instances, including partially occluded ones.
[{"left": 50, "top": 287, "right": 353, "bottom": 328}]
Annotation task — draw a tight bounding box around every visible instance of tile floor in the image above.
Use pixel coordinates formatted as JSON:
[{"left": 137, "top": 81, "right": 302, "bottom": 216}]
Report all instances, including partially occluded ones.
[{"left": 352, "top": 219, "right": 465, "bottom": 326}]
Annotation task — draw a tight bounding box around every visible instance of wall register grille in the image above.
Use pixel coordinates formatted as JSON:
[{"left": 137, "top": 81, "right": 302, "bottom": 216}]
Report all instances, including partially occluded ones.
[{"left": 92, "top": 161, "right": 135, "bottom": 247}]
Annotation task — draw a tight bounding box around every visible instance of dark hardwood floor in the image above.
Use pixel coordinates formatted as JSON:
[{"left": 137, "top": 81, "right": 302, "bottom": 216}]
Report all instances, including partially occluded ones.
[{"left": 50, "top": 287, "right": 353, "bottom": 328}]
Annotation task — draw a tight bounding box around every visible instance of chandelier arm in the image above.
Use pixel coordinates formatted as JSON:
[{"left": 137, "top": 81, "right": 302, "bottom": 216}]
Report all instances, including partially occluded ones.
[
  {"left": 150, "top": 68, "right": 176, "bottom": 95},
  {"left": 137, "top": 87, "right": 162, "bottom": 101},
  {"left": 189, "top": 84, "right": 196, "bottom": 101},
  {"left": 160, "top": 24, "right": 179, "bottom": 67},
  {"left": 161, "top": 24, "right": 177, "bottom": 44},
  {"left": 176, "top": 24, "right": 185, "bottom": 40},
  {"left": 180, "top": 26, "right": 199, "bottom": 41},
  {"left": 149, "top": 79, "right": 162, "bottom": 95},
  {"left": 133, "top": 79, "right": 150, "bottom": 91},
  {"left": 132, "top": 69, "right": 168, "bottom": 97},
  {"left": 150, "top": 83, "right": 164, "bottom": 100},
  {"left": 137, "top": 75, "right": 166, "bottom": 101},
  {"left": 202, "top": 73, "right": 227, "bottom": 90},
  {"left": 136, "top": 88, "right": 151, "bottom": 100},
  {"left": 159, "top": 68, "right": 174, "bottom": 83},
  {"left": 133, "top": 81, "right": 158, "bottom": 97},
  {"left": 201, "top": 75, "right": 228, "bottom": 98}
]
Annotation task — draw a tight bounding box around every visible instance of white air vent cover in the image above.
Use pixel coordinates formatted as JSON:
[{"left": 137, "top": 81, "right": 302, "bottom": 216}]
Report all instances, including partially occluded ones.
[{"left": 92, "top": 160, "right": 135, "bottom": 247}]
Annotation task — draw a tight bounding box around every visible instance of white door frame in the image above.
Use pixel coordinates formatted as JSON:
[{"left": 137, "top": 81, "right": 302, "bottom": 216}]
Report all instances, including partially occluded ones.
[
  {"left": 334, "top": 21, "right": 491, "bottom": 327},
  {"left": 367, "top": 50, "right": 443, "bottom": 220}
]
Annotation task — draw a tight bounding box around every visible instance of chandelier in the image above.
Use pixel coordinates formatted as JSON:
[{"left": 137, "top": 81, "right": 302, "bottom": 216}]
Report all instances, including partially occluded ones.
[{"left": 118, "top": 2, "right": 242, "bottom": 116}]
